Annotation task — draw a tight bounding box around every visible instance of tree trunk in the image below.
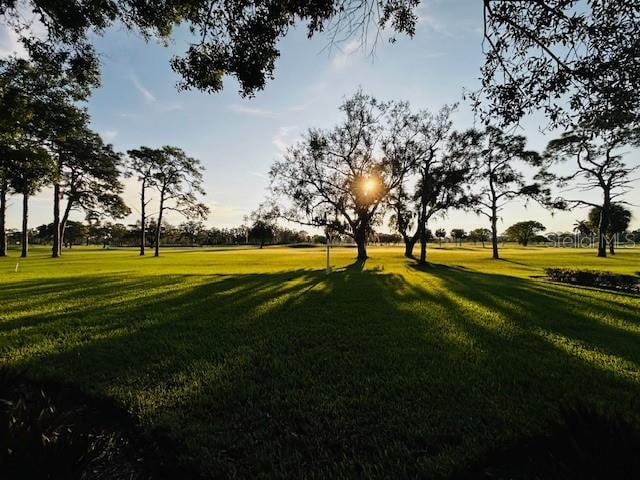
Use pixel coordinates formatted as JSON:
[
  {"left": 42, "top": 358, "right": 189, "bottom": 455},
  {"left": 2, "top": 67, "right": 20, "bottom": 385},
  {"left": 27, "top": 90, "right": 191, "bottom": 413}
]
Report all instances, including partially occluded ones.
[
  {"left": 418, "top": 205, "right": 428, "bottom": 264},
  {"left": 354, "top": 226, "right": 367, "bottom": 260},
  {"left": 403, "top": 232, "right": 418, "bottom": 258},
  {"left": 52, "top": 181, "right": 61, "bottom": 257},
  {"left": 609, "top": 236, "right": 615, "bottom": 255},
  {"left": 21, "top": 189, "right": 29, "bottom": 258},
  {"left": 491, "top": 206, "right": 499, "bottom": 259},
  {"left": 59, "top": 199, "right": 73, "bottom": 254},
  {"left": 597, "top": 196, "right": 610, "bottom": 258},
  {"left": 154, "top": 194, "right": 164, "bottom": 257},
  {"left": 0, "top": 182, "right": 7, "bottom": 257},
  {"left": 140, "top": 182, "right": 146, "bottom": 256}
]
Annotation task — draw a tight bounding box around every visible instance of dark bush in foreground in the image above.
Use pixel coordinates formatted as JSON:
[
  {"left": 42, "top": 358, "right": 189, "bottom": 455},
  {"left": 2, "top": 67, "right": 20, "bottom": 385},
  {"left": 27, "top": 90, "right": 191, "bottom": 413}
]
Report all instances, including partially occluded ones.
[
  {"left": 0, "top": 367, "right": 157, "bottom": 480},
  {"left": 545, "top": 268, "right": 639, "bottom": 293},
  {"left": 460, "top": 404, "right": 640, "bottom": 479}
]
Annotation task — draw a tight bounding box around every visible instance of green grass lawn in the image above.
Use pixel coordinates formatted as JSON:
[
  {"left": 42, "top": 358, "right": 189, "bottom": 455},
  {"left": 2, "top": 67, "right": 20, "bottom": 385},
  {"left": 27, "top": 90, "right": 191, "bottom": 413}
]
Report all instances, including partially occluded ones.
[{"left": 1, "top": 245, "right": 640, "bottom": 478}]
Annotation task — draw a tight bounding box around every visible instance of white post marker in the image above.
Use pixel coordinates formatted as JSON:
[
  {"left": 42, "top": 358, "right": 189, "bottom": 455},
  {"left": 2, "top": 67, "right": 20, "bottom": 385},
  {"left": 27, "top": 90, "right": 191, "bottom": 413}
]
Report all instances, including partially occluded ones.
[{"left": 325, "top": 235, "right": 331, "bottom": 274}]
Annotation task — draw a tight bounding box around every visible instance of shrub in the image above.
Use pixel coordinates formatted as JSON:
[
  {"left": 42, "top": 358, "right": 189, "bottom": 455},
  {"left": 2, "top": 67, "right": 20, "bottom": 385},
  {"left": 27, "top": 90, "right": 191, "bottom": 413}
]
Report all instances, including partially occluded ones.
[
  {"left": 0, "top": 366, "right": 157, "bottom": 480},
  {"left": 286, "top": 243, "right": 320, "bottom": 248},
  {"left": 459, "top": 403, "right": 640, "bottom": 479},
  {"left": 545, "top": 268, "right": 639, "bottom": 293}
]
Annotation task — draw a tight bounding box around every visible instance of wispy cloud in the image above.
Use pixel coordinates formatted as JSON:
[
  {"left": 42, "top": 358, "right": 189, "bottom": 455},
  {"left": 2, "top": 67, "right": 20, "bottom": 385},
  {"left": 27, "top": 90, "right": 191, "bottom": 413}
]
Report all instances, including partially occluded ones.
[
  {"left": 130, "top": 73, "right": 156, "bottom": 103},
  {"left": 416, "top": 6, "right": 451, "bottom": 36},
  {"left": 162, "top": 102, "right": 184, "bottom": 112},
  {"left": 331, "top": 40, "right": 362, "bottom": 70},
  {"left": 118, "top": 112, "right": 139, "bottom": 119},
  {"left": 249, "top": 171, "right": 267, "bottom": 179},
  {"left": 227, "top": 104, "right": 278, "bottom": 118},
  {"left": 101, "top": 130, "right": 118, "bottom": 141},
  {"left": 287, "top": 103, "right": 307, "bottom": 113},
  {"left": 273, "top": 126, "right": 298, "bottom": 156}
]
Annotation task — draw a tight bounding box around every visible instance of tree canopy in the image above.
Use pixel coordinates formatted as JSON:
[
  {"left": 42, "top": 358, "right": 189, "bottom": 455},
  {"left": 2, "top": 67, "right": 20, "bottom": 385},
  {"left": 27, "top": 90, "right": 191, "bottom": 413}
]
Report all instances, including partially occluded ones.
[
  {"left": 1, "top": 0, "right": 419, "bottom": 96},
  {"left": 475, "top": 0, "right": 640, "bottom": 131}
]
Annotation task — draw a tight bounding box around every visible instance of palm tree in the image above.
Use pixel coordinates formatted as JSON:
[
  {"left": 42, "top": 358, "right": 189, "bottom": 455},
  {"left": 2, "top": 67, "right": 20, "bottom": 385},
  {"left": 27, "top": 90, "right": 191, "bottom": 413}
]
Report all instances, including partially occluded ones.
[{"left": 573, "top": 220, "right": 592, "bottom": 236}]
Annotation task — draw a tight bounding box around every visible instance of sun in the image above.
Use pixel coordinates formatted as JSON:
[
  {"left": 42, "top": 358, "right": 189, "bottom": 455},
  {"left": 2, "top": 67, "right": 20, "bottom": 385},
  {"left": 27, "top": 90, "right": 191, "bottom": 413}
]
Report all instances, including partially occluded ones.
[{"left": 362, "top": 177, "right": 378, "bottom": 195}]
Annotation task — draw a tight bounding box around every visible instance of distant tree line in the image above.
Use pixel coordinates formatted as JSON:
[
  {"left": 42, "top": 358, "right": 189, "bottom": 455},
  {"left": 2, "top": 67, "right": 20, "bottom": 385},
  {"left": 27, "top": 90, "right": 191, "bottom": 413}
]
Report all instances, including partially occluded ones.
[{"left": 2, "top": 220, "right": 335, "bottom": 249}]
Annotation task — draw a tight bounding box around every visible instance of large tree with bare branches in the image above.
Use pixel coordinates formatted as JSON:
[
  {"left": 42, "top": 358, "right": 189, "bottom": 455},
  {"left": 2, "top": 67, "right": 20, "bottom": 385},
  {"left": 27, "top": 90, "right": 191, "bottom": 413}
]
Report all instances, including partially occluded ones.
[
  {"left": 270, "top": 91, "right": 400, "bottom": 260},
  {"left": 542, "top": 125, "right": 639, "bottom": 257},
  {"left": 383, "top": 103, "right": 477, "bottom": 263}
]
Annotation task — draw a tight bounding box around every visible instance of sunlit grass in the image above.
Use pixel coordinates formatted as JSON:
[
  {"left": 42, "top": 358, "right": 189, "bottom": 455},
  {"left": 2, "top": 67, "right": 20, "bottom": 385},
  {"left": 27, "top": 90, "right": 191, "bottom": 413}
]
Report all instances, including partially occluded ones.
[{"left": 1, "top": 244, "right": 640, "bottom": 478}]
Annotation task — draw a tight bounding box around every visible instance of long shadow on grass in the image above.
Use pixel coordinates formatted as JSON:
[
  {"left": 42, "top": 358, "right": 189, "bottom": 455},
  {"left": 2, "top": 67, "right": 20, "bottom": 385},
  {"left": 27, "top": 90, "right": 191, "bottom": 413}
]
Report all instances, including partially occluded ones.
[{"left": 2, "top": 262, "right": 640, "bottom": 479}]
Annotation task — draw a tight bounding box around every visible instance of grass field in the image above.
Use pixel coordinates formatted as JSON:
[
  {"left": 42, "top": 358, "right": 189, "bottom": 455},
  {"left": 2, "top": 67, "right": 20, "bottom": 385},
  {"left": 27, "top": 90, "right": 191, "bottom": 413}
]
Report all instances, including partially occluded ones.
[{"left": 1, "top": 245, "right": 640, "bottom": 478}]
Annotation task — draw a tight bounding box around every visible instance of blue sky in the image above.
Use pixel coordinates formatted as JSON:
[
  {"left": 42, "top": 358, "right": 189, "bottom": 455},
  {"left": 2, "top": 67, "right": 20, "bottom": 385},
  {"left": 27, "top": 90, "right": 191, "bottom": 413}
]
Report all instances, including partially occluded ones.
[{"left": 1, "top": 0, "right": 638, "bottom": 235}]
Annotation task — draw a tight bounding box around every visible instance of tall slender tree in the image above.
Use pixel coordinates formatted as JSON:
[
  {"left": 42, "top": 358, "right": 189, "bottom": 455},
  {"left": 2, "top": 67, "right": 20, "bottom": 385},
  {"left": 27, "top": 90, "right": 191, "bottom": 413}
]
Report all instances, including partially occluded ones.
[
  {"left": 1, "top": 51, "right": 98, "bottom": 257},
  {"left": 148, "top": 146, "right": 209, "bottom": 257},
  {"left": 55, "top": 129, "right": 129, "bottom": 255},
  {"left": 7, "top": 146, "right": 52, "bottom": 257},
  {"left": 472, "top": 126, "right": 548, "bottom": 260},
  {"left": 48, "top": 105, "right": 91, "bottom": 257},
  {"left": 0, "top": 150, "right": 10, "bottom": 256},
  {"left": 412, "top": 130, "right": 478, "bottom": 264},
  {"left": 126, "top": 147, "right": 162, "bottom": 256}
]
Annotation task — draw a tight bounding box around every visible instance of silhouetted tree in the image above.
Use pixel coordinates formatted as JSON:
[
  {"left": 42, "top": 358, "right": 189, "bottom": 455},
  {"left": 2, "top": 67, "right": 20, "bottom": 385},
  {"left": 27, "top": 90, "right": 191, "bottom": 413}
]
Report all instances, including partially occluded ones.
[
  {"left": 62, "top": 220, "right": 87, "bottom": 247},
  {"left": 52, "top": 124, "right": 129, "bottom": 257},
  {"left": 573, "top": 220, "right": 592, "bottom": 237},
  {"left": 588, "top": 205, "right": 632, "bottom": 256},
  {"left": 435, "top": 228, "right": 446, "bottom": 247},
  {"left": 0, "top": 151, "right": 9, "bottom": 256},
  {"left": 469, "top": 228, "right": 491, "bottom": 247},
  {"left": 385, "top": 103, "right": 475, "bottom": 262},
  {"left": 1, "top": 51, "right": 97, "bottom": 257},
  {"left": 504, "top": 221, "right": 546, "bottom": 247},
  {"left": 270, "top": 91, "right": 397, "bottom": 260},
  {"left": 148, "top": 146, "right": 209, "bottom": 257},
  {"left": 126, "top": 147, "right": 163, "bottom": 256},
  {"left": 543, "top": 125, "right": 639, "bottom": 257},
  {"left": 248, "top": 221, "right": 275, "bottom": 249},
  {"left": 450, "top": 228, "right": 466, "bottom": 247},
  {"left": 178, "top": 221, "right": 206, "bottom": 246},
  {"left": 7, "top": 146, "right": 52, "bottom": 257},
  {"left": 472, "top": 127, "right": 549, "bottom": 260}
]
